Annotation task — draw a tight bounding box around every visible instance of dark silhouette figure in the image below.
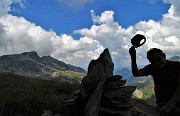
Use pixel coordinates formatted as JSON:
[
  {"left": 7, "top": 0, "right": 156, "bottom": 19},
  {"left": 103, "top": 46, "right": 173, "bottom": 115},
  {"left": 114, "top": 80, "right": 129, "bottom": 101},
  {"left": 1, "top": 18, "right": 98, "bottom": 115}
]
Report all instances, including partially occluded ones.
[{"left": 129, "top": 46, "right": 180, "bottom": 116}]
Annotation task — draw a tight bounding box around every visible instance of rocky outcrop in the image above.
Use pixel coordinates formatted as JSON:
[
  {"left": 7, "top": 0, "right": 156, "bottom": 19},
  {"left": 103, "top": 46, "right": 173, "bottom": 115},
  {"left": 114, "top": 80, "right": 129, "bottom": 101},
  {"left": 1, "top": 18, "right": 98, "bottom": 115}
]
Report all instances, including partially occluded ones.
[
  {"left": 80, "top": 48, "right": 114, "bottom": 99},
  {"left": 99, "top": 75, "right": 136, "bottom": 116},
  {"left": 78, "top": 48, "right": 139, "bottom": 116},
  {"left": 66, "top": 48, "right": 160, "bottom": 116}
]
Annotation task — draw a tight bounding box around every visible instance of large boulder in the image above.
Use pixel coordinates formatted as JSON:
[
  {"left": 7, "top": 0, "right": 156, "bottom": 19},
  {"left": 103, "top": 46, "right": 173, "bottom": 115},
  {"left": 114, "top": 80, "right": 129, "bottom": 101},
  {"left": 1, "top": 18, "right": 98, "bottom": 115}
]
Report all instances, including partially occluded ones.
[{"left": 80, "top": 48, "right": 114, "bottom": 98}]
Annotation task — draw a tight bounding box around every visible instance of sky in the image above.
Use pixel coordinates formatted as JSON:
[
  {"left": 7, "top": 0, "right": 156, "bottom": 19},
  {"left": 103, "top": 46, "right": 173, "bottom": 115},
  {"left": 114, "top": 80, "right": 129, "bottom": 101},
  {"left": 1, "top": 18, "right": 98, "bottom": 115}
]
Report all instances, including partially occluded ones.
[{"left": 0, "top": 0, "right": 180, "bottom": 70}]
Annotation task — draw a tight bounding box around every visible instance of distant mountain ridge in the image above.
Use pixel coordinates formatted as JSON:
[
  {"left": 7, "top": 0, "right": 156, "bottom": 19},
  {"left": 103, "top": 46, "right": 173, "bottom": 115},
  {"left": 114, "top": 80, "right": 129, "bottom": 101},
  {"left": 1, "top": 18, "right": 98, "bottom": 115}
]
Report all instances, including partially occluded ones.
[
  {"left": 0, "top": 51, "right": 86, "bottom": 79},
  {"left": 169, "top": 56, "right": 180, "bottom": 61}
]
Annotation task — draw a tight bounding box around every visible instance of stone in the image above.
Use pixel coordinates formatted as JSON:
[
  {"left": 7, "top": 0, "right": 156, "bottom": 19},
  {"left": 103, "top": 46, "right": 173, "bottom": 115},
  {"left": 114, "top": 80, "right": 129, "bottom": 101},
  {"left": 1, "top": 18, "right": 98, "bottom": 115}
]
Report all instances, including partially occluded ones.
[
  {"left": 84, "top": 79, "right": 106, "bottom": 116},
  {"left": 103, "top": 86, "right": 136, "bottom": 99},
  {"left": 133, "top": 89, "right": 143, "bottom": 99},
  {"left": 99, "top": 105, "right": 132, "bottom": 116},
  {"left": 103, "top": 75, "right": 126, "bottom": 89},
  {"left": 80, "top": 48, "right": 114, "bottom": 99},
  {"left": 41, "top": 110, "right": 52, "bottom": 116},
  {"left": 78, "top": 48, "right": 137, "bottom": 116}
]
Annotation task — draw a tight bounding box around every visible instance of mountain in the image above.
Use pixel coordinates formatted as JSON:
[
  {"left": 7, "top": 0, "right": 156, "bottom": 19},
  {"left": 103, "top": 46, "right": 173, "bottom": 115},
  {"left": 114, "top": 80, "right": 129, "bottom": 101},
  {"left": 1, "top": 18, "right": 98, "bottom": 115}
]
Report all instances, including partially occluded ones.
[
  {"left": 114, "top": 68, "right": 132, "bottom": 80},
  {"left": 0, "top": 51, "right": 86, "bottom": 79},
  {"left": 169, "top": 56, "right": 180, "bottom": 61},
  {"left": 114, "top": 68, "right": 154, "bottom": 87}
]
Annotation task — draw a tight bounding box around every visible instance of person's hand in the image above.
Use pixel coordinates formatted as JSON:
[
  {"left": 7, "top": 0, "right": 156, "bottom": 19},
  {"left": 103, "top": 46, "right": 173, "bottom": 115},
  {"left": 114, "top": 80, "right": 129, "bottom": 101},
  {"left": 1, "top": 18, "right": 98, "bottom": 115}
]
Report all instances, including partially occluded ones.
[
  {"left": 129, "top": 46, "right": 136, "bottom": 57},
  {"left": 160, "top": 104, "right": 173, "bottom": 116}
]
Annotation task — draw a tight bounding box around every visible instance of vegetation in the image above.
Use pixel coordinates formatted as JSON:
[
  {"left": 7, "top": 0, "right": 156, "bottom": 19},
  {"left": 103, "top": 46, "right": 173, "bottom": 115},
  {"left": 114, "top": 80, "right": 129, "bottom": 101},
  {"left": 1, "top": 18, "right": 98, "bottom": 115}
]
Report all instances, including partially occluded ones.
[
  {"left": 127, "top": 77, "right": 156, "bottom": 106},
  {"left": 139, "top": 86, "right": 156, "bottom": 106},
  {"left": 0, "top": 71, "right": 156, "bottom": 115},
  {"left": 0, "top": 73, "right": 80, "bottom": 116},
  {"left": 140, "top": 86, "right": 154, "bottom": 99},
  {"left": 52, "top": 70, "right": 86, "bottom": 84}
]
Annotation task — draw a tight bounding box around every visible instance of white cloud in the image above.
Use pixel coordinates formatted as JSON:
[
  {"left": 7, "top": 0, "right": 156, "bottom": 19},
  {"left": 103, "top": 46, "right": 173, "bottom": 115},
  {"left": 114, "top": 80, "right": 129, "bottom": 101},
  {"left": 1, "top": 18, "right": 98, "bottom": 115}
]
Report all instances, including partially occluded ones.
[
  {"left": 0, "top": 0, "right": 180, "bottom": 70},
  {"left": 75, "top": 1, "right": 180, "bottom": 68},
  {"left": 0, "top": 0, "right": 25, "bottom": 17},
  {"left": 0, "top": 15, "right": 54, "bottom": 55},
  {"left": 0, "top": 0, "right": 12, "bottom": 16},
  {"left": 0, "top": 15, "right": 103, "bottom": 69},
  {"left": 90, "top": 10, "right": 115, "bottom": 24},
  {"left": 164, "top": 0, "right": 180, "bottom": 17}
]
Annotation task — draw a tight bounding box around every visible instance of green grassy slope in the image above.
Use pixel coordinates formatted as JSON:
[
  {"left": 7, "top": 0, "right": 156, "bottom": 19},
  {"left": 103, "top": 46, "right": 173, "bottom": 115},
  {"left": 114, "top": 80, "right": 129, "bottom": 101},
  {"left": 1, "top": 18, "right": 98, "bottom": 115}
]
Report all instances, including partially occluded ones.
[
  {"left": 0, "top": 73, "right": 80, "bottom": 116},
  {"left": 51, "top": 70, "right": 85, "bottom": 84}
]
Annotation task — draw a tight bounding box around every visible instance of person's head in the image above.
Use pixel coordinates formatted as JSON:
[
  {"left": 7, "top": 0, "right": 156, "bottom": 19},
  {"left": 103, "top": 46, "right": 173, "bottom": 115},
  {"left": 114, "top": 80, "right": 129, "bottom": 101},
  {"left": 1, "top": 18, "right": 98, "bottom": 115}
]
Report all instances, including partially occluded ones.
[{"left": 147, "top": 48, "right": 166, "bottom": 69}]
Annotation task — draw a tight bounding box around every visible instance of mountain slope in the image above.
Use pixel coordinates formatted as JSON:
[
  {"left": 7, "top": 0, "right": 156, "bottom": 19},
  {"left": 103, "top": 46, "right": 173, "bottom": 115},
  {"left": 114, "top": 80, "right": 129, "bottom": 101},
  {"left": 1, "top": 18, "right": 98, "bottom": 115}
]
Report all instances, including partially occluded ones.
[
  {"left": 0, "top": 51, "right": 86, "bottom": 79},
  {"left": 0, "top": 73, "right": 79, "bottom": 115}
]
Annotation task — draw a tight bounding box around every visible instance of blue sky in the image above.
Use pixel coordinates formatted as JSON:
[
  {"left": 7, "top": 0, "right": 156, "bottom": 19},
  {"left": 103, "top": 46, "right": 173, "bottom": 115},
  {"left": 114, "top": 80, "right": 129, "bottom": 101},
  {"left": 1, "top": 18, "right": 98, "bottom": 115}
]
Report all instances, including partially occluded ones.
[
  {"left": 9, "top": 0, "right": 170, "bottom": 36},
  {"left": 0, "top": 0, "right": 180, "bottom": 69}
]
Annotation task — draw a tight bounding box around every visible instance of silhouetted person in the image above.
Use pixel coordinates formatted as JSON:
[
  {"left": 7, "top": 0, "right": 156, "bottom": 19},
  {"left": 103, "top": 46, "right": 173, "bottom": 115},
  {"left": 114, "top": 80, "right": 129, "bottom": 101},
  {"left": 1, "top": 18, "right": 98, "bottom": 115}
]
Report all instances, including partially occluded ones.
[{"left": 129, "top": 47, "right": 180, "bottom": 116}]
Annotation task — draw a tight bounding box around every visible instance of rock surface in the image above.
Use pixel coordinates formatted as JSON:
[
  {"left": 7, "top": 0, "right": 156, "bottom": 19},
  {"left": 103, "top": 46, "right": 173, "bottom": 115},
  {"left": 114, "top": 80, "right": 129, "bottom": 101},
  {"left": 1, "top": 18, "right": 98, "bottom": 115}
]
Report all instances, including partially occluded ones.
[
  {"left": 80, "top": 48, "right": 114, "bottom": 99},
  {"left": 78, "top": 48, "right": 153, "bottom": 116},
  {"left": 67, "top": 48, "right": 160, "bottom": 116}
]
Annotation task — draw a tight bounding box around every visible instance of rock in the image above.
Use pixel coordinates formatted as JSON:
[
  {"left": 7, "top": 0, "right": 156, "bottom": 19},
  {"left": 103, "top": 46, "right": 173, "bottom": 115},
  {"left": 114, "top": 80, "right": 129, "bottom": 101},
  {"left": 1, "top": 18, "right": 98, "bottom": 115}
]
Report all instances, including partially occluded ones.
[
  {"left": 99, "top": 105, "right": 132, "bottom": 116},
  {"left": 78, "top": 48, "right": 137, "bottom": 116},
  {"left": 133, "top": 89, "right": 143, "bottom": 99},
  {"left": 103, "top": 75, "right": 126, "bottom": 89},
  {"left": 54, "top": 114, "right": 61, "bottom": 116},
  {"left": 80, "top": 48, "right": 114, "bottom": 99},
  {"left": 41, "top": 110, "right": 52, "bottom": 116},
  {"left": 130, "top": 98, "right": 159, "bottom": 116},
  {"left": 74, "top": 48, "right": 158, "bottom": 116},
  {"left": 84, "top": 79, "right": 106, "bottom": 116},
  {"left": 103, "top": 86, "right": 136, "bottom": 99}
]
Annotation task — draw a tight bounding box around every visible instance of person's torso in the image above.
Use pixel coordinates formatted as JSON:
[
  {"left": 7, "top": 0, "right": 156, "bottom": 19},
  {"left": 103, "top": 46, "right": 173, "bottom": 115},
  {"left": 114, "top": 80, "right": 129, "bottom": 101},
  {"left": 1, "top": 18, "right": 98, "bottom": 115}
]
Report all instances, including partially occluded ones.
[{"left": 145, "top": 60, "right": 180, "bottom": 102}]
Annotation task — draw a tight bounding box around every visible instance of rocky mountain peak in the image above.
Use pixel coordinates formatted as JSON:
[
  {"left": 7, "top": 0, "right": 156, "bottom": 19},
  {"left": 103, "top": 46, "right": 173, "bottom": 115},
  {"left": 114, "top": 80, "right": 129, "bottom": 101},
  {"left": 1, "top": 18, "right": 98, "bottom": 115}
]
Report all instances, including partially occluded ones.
[
  {"left": 0, "top": 51, "right": 86, "bottom": 78},
  {"left": 21, "top": 51, "right": 40, "bottom": 60}
]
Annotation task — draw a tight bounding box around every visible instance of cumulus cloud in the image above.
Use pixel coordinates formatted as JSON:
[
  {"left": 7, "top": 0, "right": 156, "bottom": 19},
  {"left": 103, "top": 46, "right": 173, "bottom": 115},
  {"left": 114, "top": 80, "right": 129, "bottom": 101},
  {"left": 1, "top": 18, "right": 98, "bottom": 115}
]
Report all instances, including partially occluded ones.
[
  {"left": 75, "top": 0, "right": 180, "bottom": 68},
  {"left": 0, "top": 0, "right": 25, "bottom": 17},
  {"left": 0, "top": 15, "right": 54, "bottom": 56},
  {"left": 164, "top": 0, "right": 180, "bottom": 16},
  {"left": 0, "top": 0, "right": 180, "bottom": 70},
  {"left": 0, "top": 0, "right": 12, "bottom": 16},
  {"left": 0, "top": 14, "right": 103, "bottom": 69}
]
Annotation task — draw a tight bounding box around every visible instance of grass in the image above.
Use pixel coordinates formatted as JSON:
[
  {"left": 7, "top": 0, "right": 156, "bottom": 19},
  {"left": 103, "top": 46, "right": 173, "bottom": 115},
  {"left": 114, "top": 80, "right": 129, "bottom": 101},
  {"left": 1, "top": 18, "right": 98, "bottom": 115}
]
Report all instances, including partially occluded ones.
[
  {"left": 140, "top": 86, "right": 154, "bottom": 99},
  {"left": 0, "top": 73, "right": 80, "bottom": 116},
  {"left": 139, "top": 86, "right": 156, "bottom": 106},
  {"left": 52, "top": 70, "right": 86, "bottom": 84}
]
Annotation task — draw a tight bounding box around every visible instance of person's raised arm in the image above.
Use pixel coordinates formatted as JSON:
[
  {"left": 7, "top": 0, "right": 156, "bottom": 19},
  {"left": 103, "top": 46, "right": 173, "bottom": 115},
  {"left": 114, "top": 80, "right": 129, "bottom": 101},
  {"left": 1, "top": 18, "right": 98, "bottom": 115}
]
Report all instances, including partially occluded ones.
[{"left": 129, "top": 46, "right": 148, "bottom": 77}]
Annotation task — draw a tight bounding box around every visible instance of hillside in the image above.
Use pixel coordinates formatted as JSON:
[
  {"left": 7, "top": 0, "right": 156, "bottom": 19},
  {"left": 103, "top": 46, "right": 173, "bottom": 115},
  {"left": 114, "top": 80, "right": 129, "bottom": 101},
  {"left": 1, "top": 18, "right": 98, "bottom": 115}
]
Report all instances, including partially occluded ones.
[
  {"left": 0, "top": 73, "right": 80, "bottom": 116},
  {"left": 0, "top": 51, "right": 86, "bottom": 82}
]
